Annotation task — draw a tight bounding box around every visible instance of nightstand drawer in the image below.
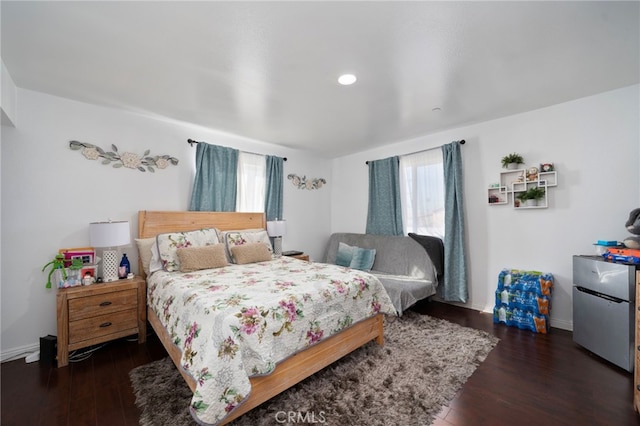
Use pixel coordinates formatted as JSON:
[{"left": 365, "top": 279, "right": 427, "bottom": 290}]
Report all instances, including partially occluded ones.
[
  {"left": 68, "top": 288, "right": 137, "bottom": 321},
  {"left": 57, "top": 277, "right": 146, "bottom": 367},
  {"left": 69, "top": 308, "right": 138, "bottom": 344}
]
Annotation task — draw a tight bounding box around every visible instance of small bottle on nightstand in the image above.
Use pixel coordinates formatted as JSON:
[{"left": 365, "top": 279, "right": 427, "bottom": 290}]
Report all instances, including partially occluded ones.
[{"left": 119, "top": 253, "right": 131, "bottom": 279}]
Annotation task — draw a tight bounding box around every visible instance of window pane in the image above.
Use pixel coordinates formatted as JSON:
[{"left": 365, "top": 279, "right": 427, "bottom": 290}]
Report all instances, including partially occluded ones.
[
  {"left": 236, "top": 152, "right": 266, "bottom": 212},
  {"left": 399, "top": 150, "right": 445, "bottom": 238}
]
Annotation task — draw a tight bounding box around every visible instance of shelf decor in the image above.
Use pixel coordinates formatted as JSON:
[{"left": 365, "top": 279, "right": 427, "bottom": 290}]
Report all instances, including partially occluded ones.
[
  {"left": 69, "top": 140, "right": 179, "bottom": 172},
  {"left": 287, "top": 173, "right": 326, "bottom": 190},
  {"left": 488, "top": 162, "right": 558, "bottom": 210},
  {"left": 501, "top": 153, "right": 524, "bottom": 170}
]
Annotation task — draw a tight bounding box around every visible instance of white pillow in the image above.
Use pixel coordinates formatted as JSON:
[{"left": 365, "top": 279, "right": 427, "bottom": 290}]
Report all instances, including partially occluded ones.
[
  {"left": 134, "top": 237, "right": 155, "bottom": 276},
  {"left": 149, "top": 240, "right": 163, "bottom": 274}
]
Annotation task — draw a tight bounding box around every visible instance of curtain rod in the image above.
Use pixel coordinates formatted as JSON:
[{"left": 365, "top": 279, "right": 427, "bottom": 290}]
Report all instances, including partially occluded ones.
[
  {"left": 187, "top": 139, "right": 287, "bottom": 161},
  {"left": 365, "top": 139, "right": 465, "bottom": 165}
]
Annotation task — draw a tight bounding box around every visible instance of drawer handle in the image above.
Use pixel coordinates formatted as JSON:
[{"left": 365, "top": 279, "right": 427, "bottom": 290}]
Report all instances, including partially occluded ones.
[
  {"left": 99, "top": 301, "right": 112, "bottom": 307},
  {"left": 99, "top": 322, "right": 112, "bottom": 328}
]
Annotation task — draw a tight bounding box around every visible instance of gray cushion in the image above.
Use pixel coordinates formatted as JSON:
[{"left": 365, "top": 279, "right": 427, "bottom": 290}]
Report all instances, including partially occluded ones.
[
  {"left": 335, "top": 242, "right": 376, "bottom": 271},
  {"left": 325, "top": 233, "right": 435, "bottom": 279},
  {"left": 324, "top": 233, "right": 438, "bottom": 315}
]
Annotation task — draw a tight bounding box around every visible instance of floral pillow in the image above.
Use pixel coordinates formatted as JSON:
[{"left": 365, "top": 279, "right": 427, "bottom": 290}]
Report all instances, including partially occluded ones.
[
  {"left": 156, "top": 228, "right": 220, "bottom": 272},
  {"left": 222, "top": 229, "right": 272, "bottom": 263}
]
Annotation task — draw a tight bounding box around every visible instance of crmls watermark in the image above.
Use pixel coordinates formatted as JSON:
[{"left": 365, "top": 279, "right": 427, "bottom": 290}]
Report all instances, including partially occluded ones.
[{"left": 275, "top": 411, "right": 327, "bottom": 424}]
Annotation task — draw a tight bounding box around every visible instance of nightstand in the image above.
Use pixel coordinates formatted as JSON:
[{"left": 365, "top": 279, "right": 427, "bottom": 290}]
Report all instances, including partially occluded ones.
[
  {"left": 56, "top": 276, "right": 146, "bottom": 367},
  {"left": 289, "top": 253, "right": 310, "bottom": 261}
]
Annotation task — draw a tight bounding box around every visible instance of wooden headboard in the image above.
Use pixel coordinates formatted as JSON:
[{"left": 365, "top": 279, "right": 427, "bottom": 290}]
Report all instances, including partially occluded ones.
[
  {"left": 137, "top": 211, "right": 266, "bottom": 278},
  {"left": 137, "top": 210, "right": 266, "bottom": 239}
]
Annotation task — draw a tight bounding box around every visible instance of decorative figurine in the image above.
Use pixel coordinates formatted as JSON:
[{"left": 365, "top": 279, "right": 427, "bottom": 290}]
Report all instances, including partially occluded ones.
[
  {"left": 41, "top": 254, "right": 67, "bottom": 289},
  {"left": 83, "top": 272, "right": 95, "bottom": 286}
]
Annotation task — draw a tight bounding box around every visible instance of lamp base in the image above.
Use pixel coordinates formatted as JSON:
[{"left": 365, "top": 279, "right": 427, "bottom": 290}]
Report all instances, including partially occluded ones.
[
  {"left": 102, "top": 248, "right": 119, "bottom": 282},
  {"left": 273, "top": 237, "right": 283, "bottom": 258}
]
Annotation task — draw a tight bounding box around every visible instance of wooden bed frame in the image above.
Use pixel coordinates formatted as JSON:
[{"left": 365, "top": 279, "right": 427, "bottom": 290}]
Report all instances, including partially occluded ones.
[{"left": 137, "top": 210, "right": 385, "bottom": 425}]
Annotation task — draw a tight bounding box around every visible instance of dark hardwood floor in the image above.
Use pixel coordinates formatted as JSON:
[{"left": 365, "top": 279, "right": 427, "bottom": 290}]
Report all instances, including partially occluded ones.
[{"left": 2, "top": 301, "right": 638, "bottom": 425}]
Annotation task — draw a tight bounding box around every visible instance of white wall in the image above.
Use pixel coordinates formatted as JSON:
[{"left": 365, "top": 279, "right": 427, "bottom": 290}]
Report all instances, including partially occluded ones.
[
  {"left": 1, "top": 59, "right": 17, "bottom": 127},
  {"left": 0, "top": 88, "right": 331, "bottom": 358},
  {"left": 2, "top": 83, "right": 637, "bottom": 358},
  {"left": 330, "top": 84, "right": 640, "bottom": 331}
]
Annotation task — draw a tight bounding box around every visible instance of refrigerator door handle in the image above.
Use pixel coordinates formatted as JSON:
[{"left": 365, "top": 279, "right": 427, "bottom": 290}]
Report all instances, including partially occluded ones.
[{"left": 575, "top": 286, "right": 625, "bottom": 303}]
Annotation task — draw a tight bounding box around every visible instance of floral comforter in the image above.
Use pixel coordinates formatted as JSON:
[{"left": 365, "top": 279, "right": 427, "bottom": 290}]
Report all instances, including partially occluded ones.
[{"left": 147, "top": 256, "right": 396, "bottom": 425}]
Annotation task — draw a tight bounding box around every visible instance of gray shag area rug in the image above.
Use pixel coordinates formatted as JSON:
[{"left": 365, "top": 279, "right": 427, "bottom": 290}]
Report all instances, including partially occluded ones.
[{"left": 130, "top": 311, "right": 499, "bottom": 426}]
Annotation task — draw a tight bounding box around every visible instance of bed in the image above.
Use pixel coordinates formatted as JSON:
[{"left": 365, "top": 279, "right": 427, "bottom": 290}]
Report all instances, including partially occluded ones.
[{"left": 137, "top": 210, "right": 397, "bottom": 425}]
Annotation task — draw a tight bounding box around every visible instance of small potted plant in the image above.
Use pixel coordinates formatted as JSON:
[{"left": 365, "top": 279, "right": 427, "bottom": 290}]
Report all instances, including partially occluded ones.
[
  {"left": 517, "top": 186, "right": 545, "bottom": 207},
  {"left": 501, "top": 153, "right": 524, "bottom": 170}
]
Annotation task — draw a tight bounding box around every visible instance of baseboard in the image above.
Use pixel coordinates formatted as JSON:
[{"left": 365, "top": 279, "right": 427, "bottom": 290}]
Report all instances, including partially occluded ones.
[
  {"left": 478, "top": 305, "right": 573, "bottom": 331},
  {"left": 1, "top": 342, "right": 39, "bottom": 363},
  {"left": 549, "top": 318, "right": 572, "bottom": 331},
  {"left": 431, "top": 298, "right": 574, "bottom": 332}
]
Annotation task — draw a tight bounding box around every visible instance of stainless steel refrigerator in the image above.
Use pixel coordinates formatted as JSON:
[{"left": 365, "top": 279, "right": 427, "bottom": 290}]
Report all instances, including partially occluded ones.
[{"left": 572, "top": 255, "right": 637, "bottom": 372}]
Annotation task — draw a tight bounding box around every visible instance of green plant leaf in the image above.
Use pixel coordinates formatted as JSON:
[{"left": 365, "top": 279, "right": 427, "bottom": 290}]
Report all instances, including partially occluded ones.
[
  {"left": 138, "top": 166, "right": 146, "bottom": 172},
  {"left": 144, "top": 149, "right": 150, "bottom": 156},
  {"left": 113, "top": 163, "right": 122, "bottom": 168},
  {"left": 102, "top": 159, "right": 111, "bottom": 165},
  {"left": 148, "top": 166, "right": 155, "bottom": 173},
  {"left": 112, "top": 144, "right": 118, "bottom": 152}
]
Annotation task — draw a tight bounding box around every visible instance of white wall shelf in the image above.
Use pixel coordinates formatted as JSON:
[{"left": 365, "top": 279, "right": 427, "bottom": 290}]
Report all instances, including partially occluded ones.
[{"left": 488, "top": 167, "right": 557, "bottom": 209}]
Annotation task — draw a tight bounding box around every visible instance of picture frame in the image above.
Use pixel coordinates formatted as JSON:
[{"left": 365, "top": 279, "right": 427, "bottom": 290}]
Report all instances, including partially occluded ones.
[
  {"left": 80, "top": 265, "right": 97, "bottom": 279},
  {"left": 540, "top": 163, "right": 555, "bottom": 172},
  {"left": 58, "top": 247, "right": 95, "bottom": 267}
]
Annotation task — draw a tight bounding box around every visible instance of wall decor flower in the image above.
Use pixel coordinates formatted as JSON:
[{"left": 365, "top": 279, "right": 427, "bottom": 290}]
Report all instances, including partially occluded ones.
[
  {"left": 69, "top": 140, "right": 179, "bottom": 172},
  {"left": 287, "top": 173, "right": 327, "bottom": 190}
]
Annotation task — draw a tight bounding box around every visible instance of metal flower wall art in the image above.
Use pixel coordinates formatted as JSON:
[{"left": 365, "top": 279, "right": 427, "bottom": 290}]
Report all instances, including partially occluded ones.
[
  {"left": 287, "top": 173, "right": 327, "bottom": 190},
  {"left": 69, "top": 140, "right": 179, "bottom": 172}
]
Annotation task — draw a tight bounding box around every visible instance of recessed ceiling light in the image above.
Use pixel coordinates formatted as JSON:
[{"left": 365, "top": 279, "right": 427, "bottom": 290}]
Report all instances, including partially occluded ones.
[{"left": 338, "top": 74, "right": 357, "bottom": 85}]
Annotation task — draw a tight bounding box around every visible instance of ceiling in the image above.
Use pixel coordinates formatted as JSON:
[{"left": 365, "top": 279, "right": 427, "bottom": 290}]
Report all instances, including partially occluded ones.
[{"left": 2, "top": 1, "right": 638, "bottom": 158}]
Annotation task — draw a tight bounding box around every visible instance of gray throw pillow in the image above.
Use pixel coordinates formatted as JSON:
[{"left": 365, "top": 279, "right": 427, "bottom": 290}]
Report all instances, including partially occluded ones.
[{"left": 335, "top": 242, "right": 376, "bottom": 271}]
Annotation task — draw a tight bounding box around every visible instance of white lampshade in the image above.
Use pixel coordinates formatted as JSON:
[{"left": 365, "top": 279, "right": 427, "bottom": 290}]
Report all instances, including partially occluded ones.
[
  {"left": 89, "top": 221, "right": 130, "bottom": 283},
  {"left": 266, "top": 220, "right": 287, "bottom": 237},
  {"left": 89, "top": 221, "right": 131, "bottom": 248}
]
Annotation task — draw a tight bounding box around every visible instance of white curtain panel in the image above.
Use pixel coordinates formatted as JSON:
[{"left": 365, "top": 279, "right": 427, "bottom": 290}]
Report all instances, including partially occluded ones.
[
  {"left": 399, "top": 149, "right": 445, "bottom": 239},
  {"left": 236, "top": 152, "right": 266, "bottom": 212}
]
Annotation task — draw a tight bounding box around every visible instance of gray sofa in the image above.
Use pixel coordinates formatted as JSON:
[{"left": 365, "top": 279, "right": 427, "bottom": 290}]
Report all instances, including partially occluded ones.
[{"left": 324, "top": 233, "right": 438, "bottom": 315}]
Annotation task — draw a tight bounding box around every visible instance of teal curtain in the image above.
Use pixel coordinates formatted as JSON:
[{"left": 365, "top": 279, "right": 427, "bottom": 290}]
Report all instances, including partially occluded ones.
[
  {"left": 189, "top": 143, "right": 238, "bottom": 211},
  {"left": 265, "top": 155, "right": 284, "bottom": 221},
  {"left": 366, "top": 156, "right": 403, "bottom": 235},
  {"left": 440, "top": 141, "right": 468, "bottom": 302}
]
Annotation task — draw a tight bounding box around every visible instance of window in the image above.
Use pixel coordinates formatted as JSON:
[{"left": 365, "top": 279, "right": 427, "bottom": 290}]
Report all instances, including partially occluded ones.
[
  {"left": 236, "top": 152, "right": 266, "bottom": 212},
  {"left": 399, "top": 150, "right": 445, "bottom": 239}
]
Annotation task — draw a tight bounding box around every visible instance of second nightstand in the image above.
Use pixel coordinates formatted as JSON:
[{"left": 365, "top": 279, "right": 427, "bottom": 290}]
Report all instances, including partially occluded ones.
[
  {"left": 56, "top": 277, "right": 146, "bottom": 367},
  {"left": 288, "top": 253, "right": 310, "bottom": 261}
]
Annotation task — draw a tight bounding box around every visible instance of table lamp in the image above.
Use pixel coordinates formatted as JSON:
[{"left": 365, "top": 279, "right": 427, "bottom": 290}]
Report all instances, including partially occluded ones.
[
  {"left": 266, "top": 219, "right": 287, "bottom": 257},
  {"left": 89, "top": 220, "right": 131, "bottom": 282}
]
